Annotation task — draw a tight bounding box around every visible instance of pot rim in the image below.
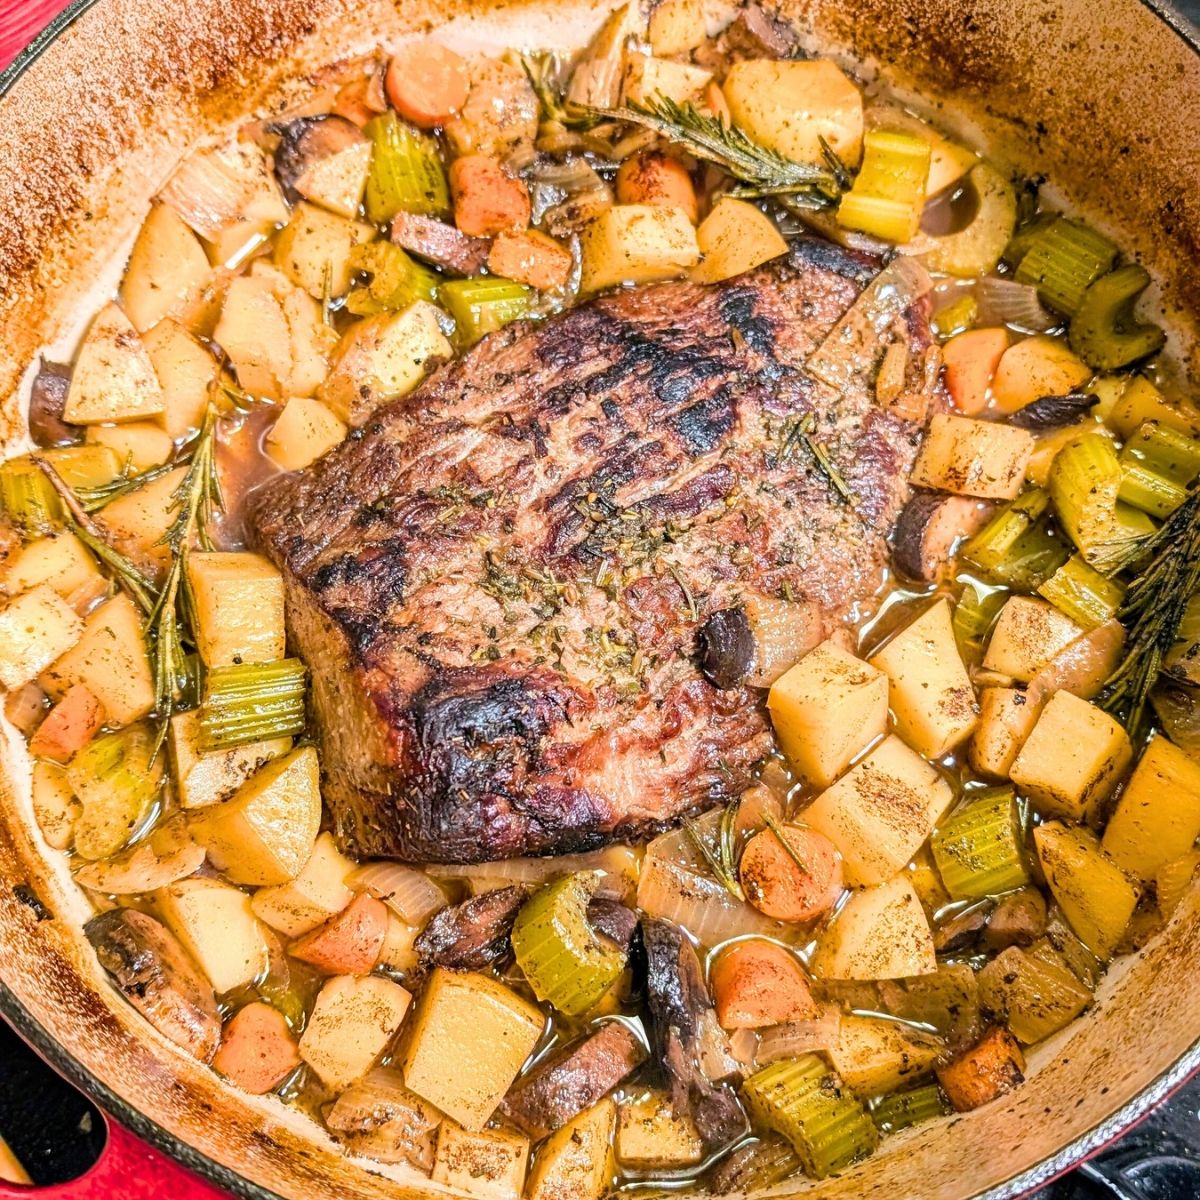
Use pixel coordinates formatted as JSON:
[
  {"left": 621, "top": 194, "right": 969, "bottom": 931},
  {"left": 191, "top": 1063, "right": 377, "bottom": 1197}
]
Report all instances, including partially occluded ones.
[{"left": 0, "top": 0, "right": 1198, "bottom": 1197}]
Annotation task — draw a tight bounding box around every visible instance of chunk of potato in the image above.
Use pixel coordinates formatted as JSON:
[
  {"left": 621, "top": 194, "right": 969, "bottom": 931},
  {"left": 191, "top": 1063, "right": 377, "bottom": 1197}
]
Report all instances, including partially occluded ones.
[
  {"left": 616, "top": 1092, "right": 702, "bottom": 1169},
  {"left": 142, "top": 318, "right": 218, "bottom": 439},
  {"left": 0, "top": 585, "right": 83, "bottom": 690},
  {"left": 0, "top": 531, "right": 103, "bottom": 606},
  {"left": 969, "top": 687, "right": 1041, "bottom": 779},
  {"left": 169, "top": 710, "right": 291, "bottom": 810},
  {"left": 121, "top": 204, "right": 212, "bottom": 333},
  {"left": 432, "top": 1122, "right": 530, "bottom": 1200},
  {"left": 622, "top": 53, "right": 712, "bottom": 106},
  {"left": 910, "top": 413, "right": 1035, "bottom": 500},
  {"left": 828, "top": 1013, "right": 942, "bottom": 1096},
  {"left": 265, "top": 397, "right": 347, "bottom": 471},
  {"left": 723, "top": 59, "right": 863, "bottom": 167},
  {"left": 38, "top": 594, "right": 155, "bottom": 725},
  {"left": 869, "top": 597, "right": 977, "bottom": 758},
  {"left": 31, "top": 760, "right": 80, "bottom": 851},
  {"left": 318, "top": 303, "right": 453, "bottom": 426},
  {"left": 93, "top": 465, "right": 187, "bottom": 575},
  {"left": 63, "top": 303, "right": 165, "bottom": 424},
  {"left": 293, "top": 140, "right": 373, "bottom": 220},
  {"left": 690, "top": 197, "right": 788, "bottom": 285},
  {"left": 402, "top": 968, "right": 543, "bottom": 1131},
  {"left": 811, "top": 873, "right": 936, "bottom": 980},
  {"left": 982, "top": 596, "right": 1084, "bottom": 684},
  {"left": 803, "top": 735, "right": 954, "bottom": 887},
  {"left": 1010, "top": 690, "right": 1131, "bottom": 822},
  {"left": 1101, "top": 734, "right": 1200, "bottom": 880},
  {"left": 767, "top": 639, "right": 889, "bottom": 788},
  {"left": 251, "top": 831, "right": 355, "bottom": 937},
  {"left": 156, "top": 876, "right": 270, "bottom": 994},
  {"left": 648, "top": 0, "right": 710, "bottom": 56},
  {"left": 273, "top": 203, "right": 373, "bottom": 300},
  {"left": 189, "top": 746, "right": 322, "bottom": 886},
  {"left": 185, "top": 551, "right": 285, "bottom": 668},
  {"left": 1034, "top": 821, "right": 1138, "bottom": 960},
  {"left": 528, "top": 1099, "right": 617, "bottom": 1200},
  {"left": 298, "top": 974, "right": 412, "bottom": 1091},
  {"left": 86, "top": 422, "right": 174, "bottom": 472},
  {"left": 991, "top": 336, "right": 1091, "bottom": 416},
  {"left": 578, "top": 205, "right": 700, "bottom": 294}
]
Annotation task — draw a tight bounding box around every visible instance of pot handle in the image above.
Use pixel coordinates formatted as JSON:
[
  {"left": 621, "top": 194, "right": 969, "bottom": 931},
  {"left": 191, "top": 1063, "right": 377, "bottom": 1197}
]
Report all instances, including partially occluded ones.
[{"left": 0, "top": 1115, "right": 228, "bottom": 1199}]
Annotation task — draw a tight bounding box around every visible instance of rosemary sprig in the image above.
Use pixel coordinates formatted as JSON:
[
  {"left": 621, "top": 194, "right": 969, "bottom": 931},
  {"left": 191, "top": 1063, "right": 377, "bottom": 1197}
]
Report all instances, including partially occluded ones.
[
  {"left": 763, "top": 811, "right": 808, "bottom": 875},
  {"left": 683, "top": 802, "right": 745, "bottom": 900},
  {"left": 665, "top": 562, "right": 698, "bottom": 622},
  {"left": 1099, "top": 488, "right": 1200, "bottom": 736},
  {"left": 592, "top": 96, "right": 845, "bottom": 206},
  {"left": 74, "top": 460, "right": 175, "bottom": 513},
  {"left": 781, "top": 412, "right": 855, "bottom": 504}
]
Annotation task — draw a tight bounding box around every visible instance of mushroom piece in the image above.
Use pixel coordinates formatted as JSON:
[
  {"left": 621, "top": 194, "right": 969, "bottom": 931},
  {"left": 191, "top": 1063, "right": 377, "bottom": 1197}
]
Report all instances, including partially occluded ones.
[
  {"left": 85, "top": 907, "right": 221, "bottom": 1062},
  {"left": 587, "top": 896, "right": 639, "bottom": 954},
  {"left": 933, "top": 902, "right": 993, "bottom": 954},
  {"left": 697, "top": 607, "right": 755, "bottom": 690},
  {"left": 391, "top": 211, "right": 491, "bottom": 276},
  {"left": 272, "top": 114, "right": 369, "bottom": 206},
  {"left": 1007, "top": 391, "right": 1099, "bottom": 430},
  {"left": 28, "top": 359, "right": 82, "bottom": 447},
  {"left": 698, "top": 594, "right": 824, "bottom": 690},
  {"left": 892, "top": 491, "right": 993, "bottom": 582},
  {"left": 983, "top": 887, "right": 1048, "bottom": 950},
  {"left": 325, "top": 1066, "right": 442, "bottom": 1171},
  {"left": 413, "top": 885, "right": 526, "bottom": 971}
]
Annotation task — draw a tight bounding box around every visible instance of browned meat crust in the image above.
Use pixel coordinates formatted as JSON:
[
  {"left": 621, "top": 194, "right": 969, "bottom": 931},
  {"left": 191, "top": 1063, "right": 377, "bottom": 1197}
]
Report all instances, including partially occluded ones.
[{"left": 249, "top": 238, "right": 939, "bottom": 862}]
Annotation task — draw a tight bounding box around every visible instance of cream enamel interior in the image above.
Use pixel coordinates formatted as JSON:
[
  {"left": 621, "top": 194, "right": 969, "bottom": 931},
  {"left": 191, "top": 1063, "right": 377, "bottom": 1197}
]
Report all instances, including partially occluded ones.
[{"left": 0, "top": 0, "right": 1198, "bottom": 1197}]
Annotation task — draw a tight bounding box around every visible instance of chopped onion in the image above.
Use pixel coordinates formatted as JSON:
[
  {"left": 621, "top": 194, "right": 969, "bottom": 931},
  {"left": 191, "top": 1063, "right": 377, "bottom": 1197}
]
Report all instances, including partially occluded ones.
[
  {"left": 4, "top": 682, "right": 46, "bottom": 735},
  {"left": 427, "top": 844, "right": 639, "bottom": 902},
  {"left": 698, "top": 1010, "right": 742, "bottom": 1082},
  {"left": 159, "top": 141, "right": 286, "bottom": 240},
  {"left": 726, "top": 1027, "right": 759, "bottom": 1067},
  {"left": 349, "top": 862, "right": 447, "bottom": 925},
  {"left": 756, "top": 1007, "right": 843, "bottom": 1063},
  {"left": 975, "top": 276, "right": 1057, "bottom": 333},
  {"left": 325, "top": 1066, "right": 441, "bottom": 1171},
  {"left": 1027, "top": 618, "right": 1126, "bottom": 704},
  {"left": 72, "top": 817, "right": 205, "bottom": 895}
]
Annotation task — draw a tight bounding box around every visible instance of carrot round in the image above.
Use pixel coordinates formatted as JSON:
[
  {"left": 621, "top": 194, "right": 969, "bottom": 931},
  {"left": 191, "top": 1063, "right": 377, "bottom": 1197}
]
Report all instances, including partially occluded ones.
[
  {"left": 942, "top": 327, "right": 1009, "bottom": 416},
  {"left": 212, "top": 1001, "right": 301, "bottom": 1095},
  {"left": 290, "top": 892, "right": 388, "bottom": 975},
  {"left": 29, "top": 683, "right": 105, "bottom": 763},
  {"left": 385, "top": 42, "right": 471, "bottom": 129},
  {"left": 739, "top": 825, "right": 844, "bottom": 923},
  {"left": 710, "top": 939, "right": 819, "bottom": 1029},
  {"left": 615, "top": 151, "right": 698, "bottom": 225}
]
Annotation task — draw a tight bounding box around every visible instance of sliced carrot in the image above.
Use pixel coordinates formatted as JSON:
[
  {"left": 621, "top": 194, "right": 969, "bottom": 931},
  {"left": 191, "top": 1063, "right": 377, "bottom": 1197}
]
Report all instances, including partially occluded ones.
[
  {"left": 487, "top": 230, "right": 573, "bottom": 291},
  {"left": 449, "top": 155, "right": 531, "bottom": 238},
  {"left": 710, "top": 939, "right": 819, "bottom": 1030},
  {"left": 738, "top": 825, "right": 844, "bottom": 923},
  {"left": 385, "top": 42, "right": 471, "bottom": 129},
  {"left": 212, "top": 1001, "right": 301, "bottom": 1095},
  {"left": 29, "top": 684, "right": 105, "bottom": 763},
  {"left": 942, "top": 327, "right": 1010, "bottom": 416},
  {"left": 936, "top": 1025, "right": 1026, "bottom": 1112},
  {"left": 702, "top": 81, "right": 732, "bottom": 127},
  {"left": 290, "top": 892, "right": 388, "bottom": 975},
  {"left": 615, "top": 151, "right": 698, "bottom": 225}
]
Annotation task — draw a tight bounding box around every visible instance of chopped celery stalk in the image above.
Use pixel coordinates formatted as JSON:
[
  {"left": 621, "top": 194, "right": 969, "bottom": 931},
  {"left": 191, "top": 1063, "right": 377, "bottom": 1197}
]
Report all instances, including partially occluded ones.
[
  {"left": 1117, "top": 460, "right": 1186, "bottom": 518},
  {"left": 364, "top": 112, "right": 451, "bottom": 224},
  {"left": 441, "top": 277, "right": 532, "bottom": 347},
  {"left": 870, "top": 1084, "right": 950, "bottom": 1134},
  {"left": 741, "top": 1055, "right": 878, "bottom": 1179},
  {"left": 977, "top": 943, "right": 1090, "bottom": 1044},
  {"left": 1002, "top": 212, "right": 1059, "bottom": 269},
  {"left": 67, "top": 725, "right": 164, "bottom": 861},
  {"left": 0, "top": 456, "right": 62, "bottom": 536},
  {"left": 931, "top": 787, "right": 1031, "bottom": 901},
  {"left": 1048, "top": 434, "right": 1156, "bottom": 574},
  {"left": 961, "top": 489, "right": 1049, "bottom": 572},
  {"left": 836, "top": 130, "right": 930, "bottom": 244},
  {"left": 1121, "top": 421, "right": 1200, "bottom": 487},
  {"left": 952, "top": 578, "right": 1007, "bottom": 652},
  {"left": 960, "top": 490, "right": 1068, "bottom": 591},
  {"left": 1069, "top": 265, "right": 1167, "bottom": 370},
  {"left": 346, "top": 241, "right": 440, "bottom": 316},
  {"left": 1013, "top": 218, "right": 1118, "bottom": 316},
  {"left": 1037, "top": 555, "right": 1125, "bottom": 629},
  {"left": 511, "top": 871, "right": 625, "bottom": 1016},
  {"left": 932, "top": 294, "right": 978, "bottom": 339},
  {"left": 197, "top": 658, "right": 308, "bottom": 752}
]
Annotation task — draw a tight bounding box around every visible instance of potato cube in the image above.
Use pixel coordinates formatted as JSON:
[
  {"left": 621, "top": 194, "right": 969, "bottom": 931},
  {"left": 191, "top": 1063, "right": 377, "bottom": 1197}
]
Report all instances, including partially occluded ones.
[
  {"left": 648, "top": 0, "right": 709, "bottom": 55},
  {"left": 1102, "top": 734, "right": 1200, "bottom": 880},
  {"left": 185, "top": 552, "right": 285, "bottom": 667},
  {"left": 1010, "top": 691, "right": 1132, "bottom": 822},
  {"left": 991, "top": 335, "right": 1091, "bottom": 415},
  {"left": 142, "top": 318, "right": 218, "bottom": 438},
  {"left": 910, "top": 414, "right": 1034, "bottom": 500},
  {"left": 828, "top": 1014, "right": 942, "bottom": 1096},
  {"left": 265, "top": 397, "right": 347, "bottom": 471},
  {"left": 402, "top": 968, "right": 543, "bottom": 1130},
  {"left": 802, "top": 735, "right": 954, "bottom": 887},
  {"left": 169, "top": 710, "right": 291, "bottom": 810},
  {"left": 811, "top": 873, "right": 936, "bottom": 980},
  {"left": 578, "top": 205, "right": 700, "bottom": 294},
  {"left": 121, "top": 204, "right": 212, "bottom": 333},
  {"left": 969, "top": 687, "right": 1041, "bottom": 779},
  {"left": 86, "top": 421, "right": 174, "bottom": 472},
  {"left": 528, "top": 1099, "right": 617, "bottom": 1200},
  {"left": 723, "top": 59, "right": 863, "bottom": 167},
  {"left": 318, "top": 304, "right": 453, "bottom": 426},
  {"left": 1034, "top": 821, "right": 1138, "bottom": 960},
  {"left": 251, "top": 831, "right": 355, "bottom": 937},
  {"left": 31, "top": 760, "right": 80, "bottom": 850},
  {"left": 616, "top": 1092, "right": 702, "bottom": 1169},
  {"left": 432, "top": 1122, "right": 530, "bottom": 1200},
  {"left": 622, "top": 53, "right": 712, "bottom": 106},
  {"left": 293, "top": 140, "right": 373, "bottom": 219},
  {"left": 189, "top": 746, "right": 321, "bottom": 886},
  {"left": 95, "top": 465, "right": 188, "bottom": 574},
  {"left": 691, "top": 197, "right": 788, "bottom": 285},
  {"left": 38, "top": 594, "right": 155, "bottom": 725},
  {"left": 869, "top": 598, "right": 977, "bottom": 758},
  {"left": 63, "top": 303, "right": 165, "bottom": 424},
  {"left": 982, "top": 596, "right": 1084, "bottom": 684},
  {"left": 156, "top": 876, "right": 269, "bottom": 994},
  {"left": 273, "top": 203, "right": 373, "bottom": 300},
  {"left": 299, "top": 974, "right": 412, "bottom": 1091},
  {"left": 767, "top": 639, "right": 888, "bottom": 788},
  {"left": 0, "top": 532, "right": 103, "bottom": 606},
  {"left": 0, "top": 586, "right": 83, "bottom": 689}
]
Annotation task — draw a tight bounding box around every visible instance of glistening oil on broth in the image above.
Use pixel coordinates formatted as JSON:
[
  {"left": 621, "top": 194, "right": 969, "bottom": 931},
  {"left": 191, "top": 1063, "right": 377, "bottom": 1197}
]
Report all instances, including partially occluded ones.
[{"left": 0, "top": 2, "right": 1197, "bottom": 1194}]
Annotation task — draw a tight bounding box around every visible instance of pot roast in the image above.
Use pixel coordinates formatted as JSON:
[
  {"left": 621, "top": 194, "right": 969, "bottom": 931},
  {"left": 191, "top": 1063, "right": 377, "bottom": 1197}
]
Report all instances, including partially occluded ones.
[{"left": 249, "top": 238, "right": 940, "bottom": 862}]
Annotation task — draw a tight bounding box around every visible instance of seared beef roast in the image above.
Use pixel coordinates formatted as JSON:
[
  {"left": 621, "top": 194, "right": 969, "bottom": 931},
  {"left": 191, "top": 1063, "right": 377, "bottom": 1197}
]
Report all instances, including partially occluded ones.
[{"left": 249, "top": 239, "right": 940, "bottom": 862}]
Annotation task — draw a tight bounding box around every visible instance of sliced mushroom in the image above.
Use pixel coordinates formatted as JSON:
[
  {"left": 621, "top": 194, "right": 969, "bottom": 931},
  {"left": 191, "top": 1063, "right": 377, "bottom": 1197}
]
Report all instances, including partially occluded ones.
[
  {"left": 325, "top": 1067, "right": 442, "bottom": 1171},
  {"left": 28, "top": 359, "right": 82, "bottom": 448},
  {"left": 85, "top": 908, "right": 221, "bottom": 1062},
  {"left": 697, "top": 607, "right": 755, "bottom": 690},
  {"left": 933, "top": 902, "right": 993, "bottom": 954},
  {"left": 413, "top": 885, "right": 526, "bottom": 971},
  {"left": 272, "top": 115, "right": 369, "bottom": 206},
  {"left": 694, "top": 3, "right": 801, "bottom": 76},
  {"left": 983, "top": 887, "right": 1048, "bottom": 950},
  {"left": 390, "top": 211, "right": 491, "bottom": 276},
  {"left": 892, "top": 491, "right": 993, "bottom": 582},
  {"left": 587, "top": 896, "right": 639, "bottom": 954},
  {"left": 1008, "top": 391, "right": 1099, "bottom": 430},
  {"left": 698, "top": 593, "right": 823, "bottom": 690}
]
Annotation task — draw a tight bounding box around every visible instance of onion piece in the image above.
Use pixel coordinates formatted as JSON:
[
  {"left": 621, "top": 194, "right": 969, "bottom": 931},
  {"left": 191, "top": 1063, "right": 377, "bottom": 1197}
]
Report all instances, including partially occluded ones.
[
  {"left": 975, "top": 276, "right": 1057, "bottom": 333},
  {"left": 755, "top": 1006, "right": 843, "bottom": 1063},
  {"left": 325, "top": 1066, "right": 441, "bottom": 1171},
  {"left": 349, "top": 862, "right": 447, "bottom": 925},
  {"left": 73, "top": 816, "right": 205, "bottom": 895},
  {"left": 427, "top": 844, "right": 640, "bottom": 902},
  {"left": 159, "top": 141, "right": 288, "bottom": 241},
  {"left": 726, "top": 1026, "right": 759, "bottom": 1067}
]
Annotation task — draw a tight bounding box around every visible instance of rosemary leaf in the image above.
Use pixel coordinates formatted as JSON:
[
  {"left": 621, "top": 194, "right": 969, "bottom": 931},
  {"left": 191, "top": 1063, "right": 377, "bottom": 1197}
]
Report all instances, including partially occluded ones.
[
  {"left": 665, "top": 562, "right": 699, "bottom": 621},
  {"left": 684, "top": 811, "right": 745, "bottom": 901},
  {"left": 781, "top": 412, "right": 855, "bottom": 504},
  {"left": 763, "top": 811, "right": 809, "bottom": 875},
  {"left": 75, "top": 461, "right": 175, "bottom": 513}
]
